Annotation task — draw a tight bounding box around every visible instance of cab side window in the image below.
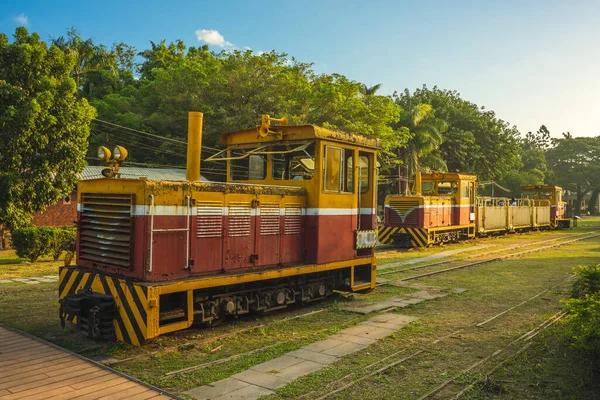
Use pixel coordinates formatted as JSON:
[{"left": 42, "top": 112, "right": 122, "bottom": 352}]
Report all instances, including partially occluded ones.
[{"left": 324, "top": 146, "right": 353, "bottom": 193}]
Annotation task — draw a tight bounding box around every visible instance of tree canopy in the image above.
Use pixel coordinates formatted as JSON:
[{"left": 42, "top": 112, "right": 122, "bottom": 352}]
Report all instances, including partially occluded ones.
[
  {"left": 2, "top": 26, "right": 598, "bottom": 220},
  {"left": 0, "top": 28, "right": 96, "bottom": 228}
]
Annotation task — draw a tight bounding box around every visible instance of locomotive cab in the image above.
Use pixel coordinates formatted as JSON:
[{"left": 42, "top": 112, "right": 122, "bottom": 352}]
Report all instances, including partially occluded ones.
[{"left": 521, "top": 185, "right": 570, "bottom": 228}]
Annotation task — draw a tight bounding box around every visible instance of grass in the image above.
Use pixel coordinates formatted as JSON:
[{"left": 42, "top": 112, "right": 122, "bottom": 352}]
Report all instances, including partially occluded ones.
[{"left": 1, "top": 217, "right": 599, "bottom": 398}]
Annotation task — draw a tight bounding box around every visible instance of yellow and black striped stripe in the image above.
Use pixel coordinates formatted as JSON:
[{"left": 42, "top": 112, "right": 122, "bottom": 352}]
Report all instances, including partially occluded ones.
[
  {"left": 377, "top": 226, "right": 430, "bottom": 247},
  {"left": 378, "top": 227, "right": 400, "bottom": 244},
  {"left": 59, "top": 267, "right": 149, "bottom": 346}
]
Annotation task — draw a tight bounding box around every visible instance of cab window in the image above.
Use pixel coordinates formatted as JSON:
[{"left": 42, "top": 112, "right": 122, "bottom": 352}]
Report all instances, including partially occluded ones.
[
  {"left": 324, "top": 146, "right": 353, "bottom": 193},
  {"left": 461, "top": 182, "right": 470, "bottom": 198},
  {"left": 230, "top": 151, "right": 266, "bottom": 180},
  {"left": 437, "top": 181, "right": 458, "bottom": 195},
  {"left": 422, "top": 181, "right": 434, "bottom": 194},
  {"left": 272, "top": 143, "right": 315, "bottom": 181}
]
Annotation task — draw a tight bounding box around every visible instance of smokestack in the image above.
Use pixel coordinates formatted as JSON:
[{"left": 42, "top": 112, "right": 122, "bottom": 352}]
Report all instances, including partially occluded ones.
[
  {"left": 415, "top": 169, "right": 422, "bottom": 195},
  {"left": 186, "top": 112, "right": 203, "bottom": 182}
]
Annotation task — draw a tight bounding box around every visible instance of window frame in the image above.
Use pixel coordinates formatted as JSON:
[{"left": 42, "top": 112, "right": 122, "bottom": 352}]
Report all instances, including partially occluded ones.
[{"left": 323, "top": 145, "right": 354, "bottom": 194}]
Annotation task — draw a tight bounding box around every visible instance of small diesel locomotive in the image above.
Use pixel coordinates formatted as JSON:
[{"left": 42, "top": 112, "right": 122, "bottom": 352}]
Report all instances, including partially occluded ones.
[
  {"left": 379, "top": 171, "right": 570, "bottom": 247},
  {"left": 59, "top": 113, "right": 379, "bottom": 345}
]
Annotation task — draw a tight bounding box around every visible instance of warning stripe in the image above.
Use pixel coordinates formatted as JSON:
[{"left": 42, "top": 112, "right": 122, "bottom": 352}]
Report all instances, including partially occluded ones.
[
  {"left": 378, "top": 227, "right": 399, "bottom": 244},
  {"left": 59, "top": 268, "right": 150, "bottom": 346},
  {"left": 111, "top": 277, "right": 145, "bottom": 346},
  {"left": 104, "top": 276, "right": 138, "bottom": 346}
]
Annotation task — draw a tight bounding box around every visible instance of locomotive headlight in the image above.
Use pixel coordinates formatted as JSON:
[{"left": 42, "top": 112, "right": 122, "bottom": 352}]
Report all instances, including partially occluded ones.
[
  {"left": 97, "top": 146, "right": 111, "bottom": 162},
  {"left": 113, "top": 145, "right": 128, "bottom": 162}
]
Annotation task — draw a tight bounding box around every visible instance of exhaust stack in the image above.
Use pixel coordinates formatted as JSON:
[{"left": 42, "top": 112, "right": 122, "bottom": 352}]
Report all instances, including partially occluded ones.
[
  {"left": 415, "top": 169, "right": 422, "bottom": 195},
  {"left": 186, "top": 112, "right": 204, "bottom": 182}
]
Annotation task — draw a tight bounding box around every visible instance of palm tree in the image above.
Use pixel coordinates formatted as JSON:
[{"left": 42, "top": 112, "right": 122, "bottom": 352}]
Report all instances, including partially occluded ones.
[
  {"left": 359, "top": 83, "right": 382, "bottom": 96},
  {"left": 52, "top": 28, "right": 116, "bottom": 92},
  {"left": 396, "top": 103, "right": 447, "bottom": 194}
]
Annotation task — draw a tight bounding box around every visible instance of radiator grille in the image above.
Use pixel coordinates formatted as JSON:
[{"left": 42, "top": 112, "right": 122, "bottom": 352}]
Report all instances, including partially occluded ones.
[
  {"left": 284, "top": 206, "right": 303, "bottom": 235},
  {"left": 79, "top": 193, "right": 133, "bottom": 268},
  {"left": 196, "top": 201, "right": 223, "bottom": 238},
  {"left": 260, "top": 204, "right": 280, "bottom": 235},
  {"left": 228, "top": 203, "right": 252, "bottom": 237},
  {"left": 388, "top": 199, "right": 419, "bottom": 225}
]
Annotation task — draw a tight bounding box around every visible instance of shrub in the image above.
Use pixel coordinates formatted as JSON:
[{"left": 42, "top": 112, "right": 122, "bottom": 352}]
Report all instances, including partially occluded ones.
[
  {"left": 11, "top": 226, "right": 76, "bottom": 263},
  {"left": 571, "top": 264, "right": 600, "bottom": 298},
  {"left": 564, "top": 264, "right": 600, "bottom": 359},
  {"left": 11, "top": 227, "right": 53, "bottom": 262},
  {"left": 49, "top": 227, "right": 77, "bottom": 261}
]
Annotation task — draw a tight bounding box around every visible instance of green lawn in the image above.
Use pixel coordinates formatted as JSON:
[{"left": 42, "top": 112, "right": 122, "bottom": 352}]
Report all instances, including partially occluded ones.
[{"left": 1, "top": 217, "right": 599, "bottom": 398}]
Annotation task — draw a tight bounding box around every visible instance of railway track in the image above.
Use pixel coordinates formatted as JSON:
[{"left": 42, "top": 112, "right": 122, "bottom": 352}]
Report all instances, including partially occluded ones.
[
  {"left": 308, "top": 273, "right": 577, "bottom": 400},
  {"left": 105, "top": 306, "right": 330, "bottom": 366},
  {"left": 378, "top": 231, "right": 592, "bottom": 276},
  {"left": 379, "top": 231, "right": 600, "bottom": 281}
]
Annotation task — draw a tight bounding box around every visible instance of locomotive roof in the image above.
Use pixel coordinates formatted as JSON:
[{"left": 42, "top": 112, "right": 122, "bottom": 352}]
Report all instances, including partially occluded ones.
[
  {"left": 220, "top": 124, "right": 381, "bottom": 149},
  {"left": 522, "top": 185, "right": 562, "bottom": 191},
  {"left": 421, "top": 172, "right": 477, "bottom": 181}
]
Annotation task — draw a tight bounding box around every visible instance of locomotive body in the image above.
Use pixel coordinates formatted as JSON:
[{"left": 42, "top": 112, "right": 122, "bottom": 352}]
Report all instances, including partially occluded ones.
[
  {"left": 379, "top": 173, "right": 570, "bottom": 247},
  {"left": 379, "top": 172, "right": 477, "bottom": 247},
  {"left": 59, "top": 113, "right": 379, "bottom": 345}
]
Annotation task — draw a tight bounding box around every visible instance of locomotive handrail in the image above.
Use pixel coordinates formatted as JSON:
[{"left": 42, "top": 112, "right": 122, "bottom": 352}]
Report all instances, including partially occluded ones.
[{"left": 476, "top": 196, "right": 509, "bottom": 207}]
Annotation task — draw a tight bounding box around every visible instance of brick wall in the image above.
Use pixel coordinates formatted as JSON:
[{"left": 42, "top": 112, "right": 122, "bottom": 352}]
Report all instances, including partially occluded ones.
[{"left": 31, "top": 190, "right": 77, "bottom": 227}]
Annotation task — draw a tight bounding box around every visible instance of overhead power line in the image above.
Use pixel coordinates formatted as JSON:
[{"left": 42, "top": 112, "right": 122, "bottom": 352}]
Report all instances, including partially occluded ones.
[{"left": 92, "top": 118, "right": 224, "bottom": 153}]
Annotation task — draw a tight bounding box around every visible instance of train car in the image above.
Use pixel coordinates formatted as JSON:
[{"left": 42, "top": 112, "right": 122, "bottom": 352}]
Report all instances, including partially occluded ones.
[
  {"left": 522, "top": 185, "right": 570, "bottom": 228},
  {"left": 381, "top": 174, "right": 570, "bottom": 247},
  {"left": 59, "top": 112, "right": 380, "bottom": 345},
  {"left": 378, "top": 171, "right": 477, "bottom": 246}
]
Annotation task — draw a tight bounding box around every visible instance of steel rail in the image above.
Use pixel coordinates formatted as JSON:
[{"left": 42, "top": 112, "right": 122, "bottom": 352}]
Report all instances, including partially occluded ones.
[
  {"left": 378, "top": 231, "right": 593, "bottom": 277},
  {"left": 395, "top": 233, "right": 600, "bottom": 282}
]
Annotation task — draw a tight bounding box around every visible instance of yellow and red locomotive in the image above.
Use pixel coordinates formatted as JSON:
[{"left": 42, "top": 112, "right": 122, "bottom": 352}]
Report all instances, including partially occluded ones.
[
  {"left": 59, "top": 112, "right": 379, "bottom": 345},
  {"left": 379, "top": 171, "right": 570, "bottom": 247}
]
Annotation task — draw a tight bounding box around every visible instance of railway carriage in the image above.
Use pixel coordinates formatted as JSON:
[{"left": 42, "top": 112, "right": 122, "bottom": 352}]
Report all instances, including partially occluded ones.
[{"left": 59, "top": 112, "right": 380, "bottom": 345}]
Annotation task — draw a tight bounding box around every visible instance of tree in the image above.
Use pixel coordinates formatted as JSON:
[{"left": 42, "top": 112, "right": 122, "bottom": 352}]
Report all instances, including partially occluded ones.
[
  {"left": 359, "top": 83, "right": 382, "bottom": 95},
  {"left": 52, "top": 28, "right": 116, "bottom": 97},
  {"left": 399, "top": 86, "right": 521, "bottom": 180},
  {"left": 546, "top": 135, "right": 600, "bottom": 215},
  {"left": 0, "top": 27, "right": 96, "bottom": 228},
  {"left": 392, "top": 89, "right": 447, "bottom": 193}
]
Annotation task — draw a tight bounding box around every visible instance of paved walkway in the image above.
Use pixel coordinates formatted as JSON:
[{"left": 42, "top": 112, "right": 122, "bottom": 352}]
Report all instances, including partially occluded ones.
[
  {"left": 0, "top": 275, "right": 58, "bottom": 285},
  {"left": 378, "top": 244, "right": 492, "bottom": 270},
  {"left": 185, "top": 314, "right": 418, "bottom": 400},
  {"left": 0, "top": 325, "right": 176, "bottom": 400}
]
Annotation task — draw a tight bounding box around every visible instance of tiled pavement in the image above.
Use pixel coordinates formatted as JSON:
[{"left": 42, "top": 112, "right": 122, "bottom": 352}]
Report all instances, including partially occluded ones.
[{"left": 185, "top": 314, "right": 418, "bottom": 400}]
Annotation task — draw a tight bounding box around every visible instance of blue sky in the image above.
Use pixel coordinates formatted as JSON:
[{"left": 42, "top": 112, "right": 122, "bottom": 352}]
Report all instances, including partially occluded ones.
[{"left": 2, "top": 0, "right": 599, "bottom": 138}]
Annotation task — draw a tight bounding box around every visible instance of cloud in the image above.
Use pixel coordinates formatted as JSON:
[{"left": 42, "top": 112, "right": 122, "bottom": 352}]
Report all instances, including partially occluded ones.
[
  {"left": 195, "top": 29, "right": 232, "bottom": 47},
  {"left": 14, "top": 13, "right": 28, "bottom": 25}
]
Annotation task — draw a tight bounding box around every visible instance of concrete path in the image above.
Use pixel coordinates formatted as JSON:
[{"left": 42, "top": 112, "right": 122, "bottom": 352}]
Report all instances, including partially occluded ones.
[
  {"left": 185, "top": 314, "right": 418, "bottom": 400},
  {"left": 378, "top": 245, "right": 492, "bottom": 270},
  {"left": 341, "top": 286, "right": 466, "bottom": 314},
  {"left": 0, "top": 275, "right": 58, "bottom": 284}
]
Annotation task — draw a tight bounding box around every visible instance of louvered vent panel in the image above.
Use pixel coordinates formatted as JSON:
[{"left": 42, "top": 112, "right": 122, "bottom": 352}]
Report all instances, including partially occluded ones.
[
  {"left": 284, "top": 206, "right": 303, "bottom": 235},
  {"left": 228, "top": 203, "right": 252, "bottom": 237},
  {"left": 260, "top": 204, "right": 280, "bottom": 235},
  {"left": 389, "top": 200, "right": 419, "bottom": 225},
  {"left": 79, "top": 193, "right": 133, "bottom": 268},
  {"left": 196, "top": 201, "right": 223, "bottom": 238}
]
